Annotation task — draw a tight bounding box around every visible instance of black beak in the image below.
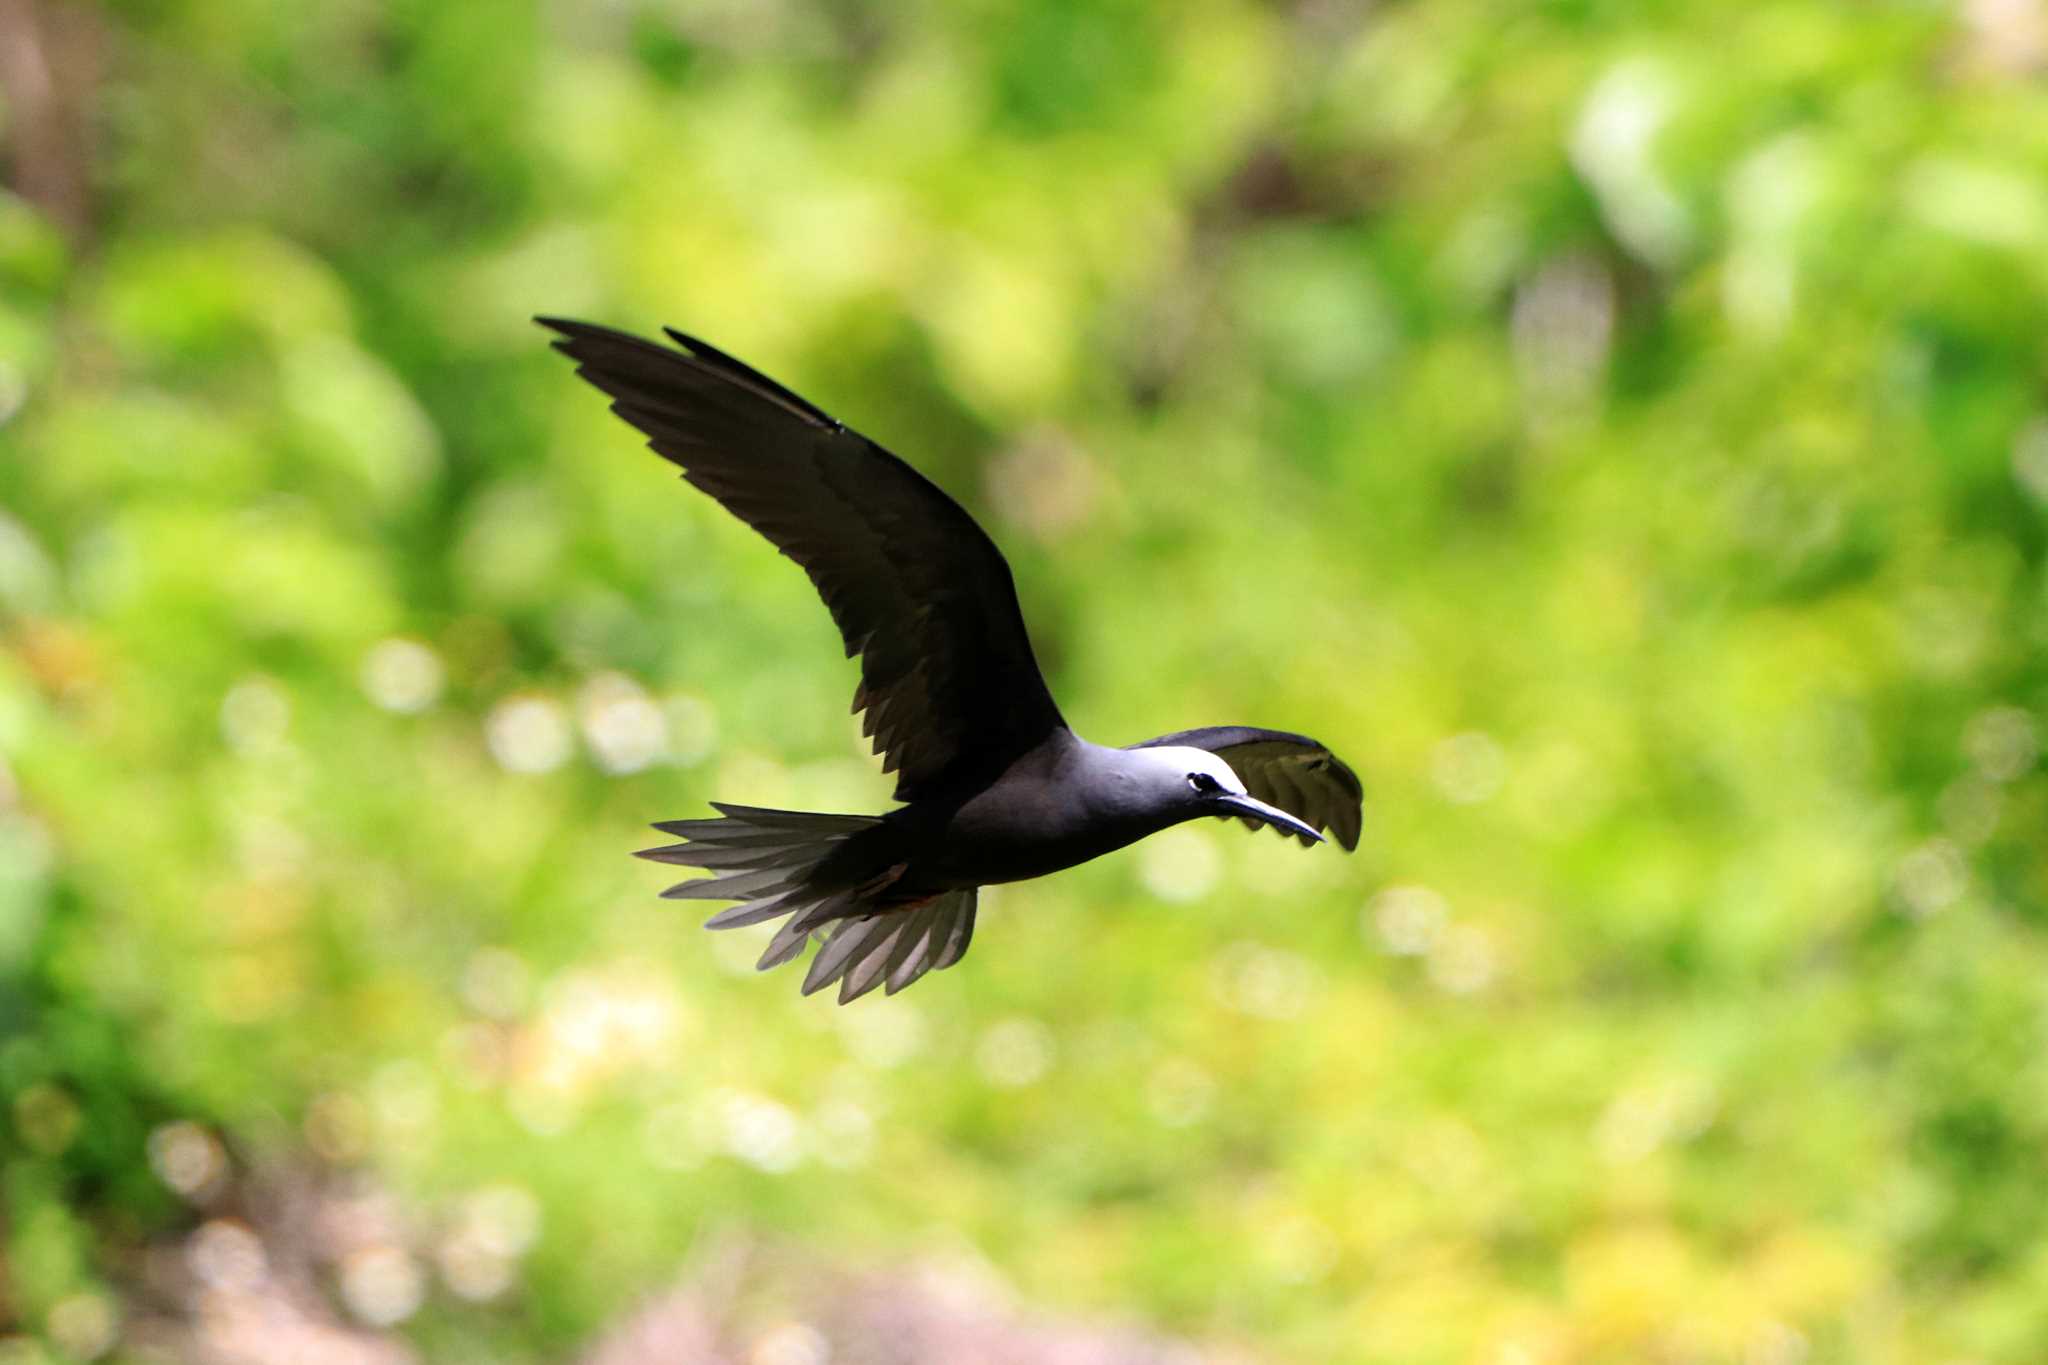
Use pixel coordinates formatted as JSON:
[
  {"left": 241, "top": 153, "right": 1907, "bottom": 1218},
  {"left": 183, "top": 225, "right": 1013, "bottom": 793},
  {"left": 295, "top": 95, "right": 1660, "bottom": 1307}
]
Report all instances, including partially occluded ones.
[{"left": 1215, "top": 793, "right": 1324, "bottom": 845}]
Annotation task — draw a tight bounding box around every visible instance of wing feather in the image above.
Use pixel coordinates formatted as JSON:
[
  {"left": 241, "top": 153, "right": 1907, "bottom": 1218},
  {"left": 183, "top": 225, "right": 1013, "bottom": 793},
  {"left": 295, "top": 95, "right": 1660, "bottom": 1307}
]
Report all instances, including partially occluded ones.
[{"left": 543, "top": 318, "right": 1066, "bottom": 800}]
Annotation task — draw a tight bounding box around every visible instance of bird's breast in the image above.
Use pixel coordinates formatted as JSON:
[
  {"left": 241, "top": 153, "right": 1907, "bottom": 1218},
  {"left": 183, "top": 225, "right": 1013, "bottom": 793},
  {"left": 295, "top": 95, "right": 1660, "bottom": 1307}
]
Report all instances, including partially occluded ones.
[{"left": 909, "top": 776, "right": 1173, "bottom": 888}]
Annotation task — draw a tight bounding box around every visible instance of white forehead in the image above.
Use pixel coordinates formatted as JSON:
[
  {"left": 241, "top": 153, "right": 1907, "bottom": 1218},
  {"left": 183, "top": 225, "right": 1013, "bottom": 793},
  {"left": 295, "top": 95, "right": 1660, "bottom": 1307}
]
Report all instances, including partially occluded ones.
[{"left": 1136, "top": 745, "right": 1247, "bottom": 795}]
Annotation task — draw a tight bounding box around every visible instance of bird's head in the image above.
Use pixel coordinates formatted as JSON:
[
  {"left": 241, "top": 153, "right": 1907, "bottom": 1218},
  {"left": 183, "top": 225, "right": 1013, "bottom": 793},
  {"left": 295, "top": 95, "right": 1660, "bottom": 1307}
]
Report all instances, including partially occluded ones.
[{"left": 1126, "top": 745, "right": 1323, "bottom": 844}]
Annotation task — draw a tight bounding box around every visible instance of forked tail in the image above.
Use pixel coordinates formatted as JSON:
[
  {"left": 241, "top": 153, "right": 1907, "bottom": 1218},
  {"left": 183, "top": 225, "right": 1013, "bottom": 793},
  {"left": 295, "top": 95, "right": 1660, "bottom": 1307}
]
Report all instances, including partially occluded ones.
[{"left": 637, "top": 802, "right": 977, "bottom": 1002}]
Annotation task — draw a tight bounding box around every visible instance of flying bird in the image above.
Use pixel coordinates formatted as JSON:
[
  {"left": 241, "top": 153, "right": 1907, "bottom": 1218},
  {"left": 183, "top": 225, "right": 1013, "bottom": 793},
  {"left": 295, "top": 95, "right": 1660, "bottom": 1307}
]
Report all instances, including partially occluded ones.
[{"left": 541, "top": 318, "right": 1362, "bottom": 1003}]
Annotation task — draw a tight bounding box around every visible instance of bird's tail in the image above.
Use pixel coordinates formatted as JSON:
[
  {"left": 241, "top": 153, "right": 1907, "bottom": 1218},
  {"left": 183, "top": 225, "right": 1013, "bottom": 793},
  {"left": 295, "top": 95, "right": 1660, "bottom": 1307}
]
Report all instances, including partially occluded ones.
[{"left": 637, "top": 802, "right": 977, "bottom": 1002}]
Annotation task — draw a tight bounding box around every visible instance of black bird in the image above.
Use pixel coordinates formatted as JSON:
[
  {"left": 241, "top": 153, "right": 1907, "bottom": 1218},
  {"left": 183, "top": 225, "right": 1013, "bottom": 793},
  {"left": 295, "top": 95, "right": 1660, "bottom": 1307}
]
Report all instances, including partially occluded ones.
[{"left": 541, "top": 319, "right": 1363, "bottom": 1002}]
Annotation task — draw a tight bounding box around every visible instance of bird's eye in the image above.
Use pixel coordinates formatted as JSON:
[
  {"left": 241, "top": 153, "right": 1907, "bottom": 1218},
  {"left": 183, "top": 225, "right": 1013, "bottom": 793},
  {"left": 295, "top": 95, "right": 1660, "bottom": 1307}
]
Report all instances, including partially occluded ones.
[{"left": 1188, "top": 772, "right": 1221, "bottom": 795}]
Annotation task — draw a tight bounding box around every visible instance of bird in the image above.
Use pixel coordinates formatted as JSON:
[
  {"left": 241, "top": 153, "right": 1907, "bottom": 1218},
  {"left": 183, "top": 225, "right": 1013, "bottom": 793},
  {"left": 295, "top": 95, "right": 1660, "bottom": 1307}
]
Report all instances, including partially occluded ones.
[{"left": 540, "top": 318, "right": 1363, "bottom": 1003}]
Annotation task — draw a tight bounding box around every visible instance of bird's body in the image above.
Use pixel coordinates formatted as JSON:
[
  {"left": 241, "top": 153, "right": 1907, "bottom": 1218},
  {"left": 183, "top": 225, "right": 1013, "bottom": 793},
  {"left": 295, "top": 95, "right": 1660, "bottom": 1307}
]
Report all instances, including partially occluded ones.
[
  {"left": 544, "top": 318, "right": 1362, "bottom": 1001},
  {"left": 847, "top": 739, "right": 1252, "bottom": 890}
]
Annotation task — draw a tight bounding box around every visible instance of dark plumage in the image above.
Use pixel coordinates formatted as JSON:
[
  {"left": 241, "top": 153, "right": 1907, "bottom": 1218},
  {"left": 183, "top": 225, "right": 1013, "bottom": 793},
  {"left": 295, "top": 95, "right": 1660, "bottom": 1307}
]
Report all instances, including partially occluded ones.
[{"left": 542, "top": 318, "right": 1362, "bottom": 1002}]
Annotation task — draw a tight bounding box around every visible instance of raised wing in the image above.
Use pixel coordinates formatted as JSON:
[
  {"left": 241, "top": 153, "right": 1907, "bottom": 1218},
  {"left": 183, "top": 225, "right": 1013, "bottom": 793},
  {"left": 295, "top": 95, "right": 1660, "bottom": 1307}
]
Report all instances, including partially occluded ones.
[
  {"left": 1131, "top": 726, "right": 1363, "bottom": 850},
  {"left": 543, "top": 319, "right": 1066, "bottom": 800}
]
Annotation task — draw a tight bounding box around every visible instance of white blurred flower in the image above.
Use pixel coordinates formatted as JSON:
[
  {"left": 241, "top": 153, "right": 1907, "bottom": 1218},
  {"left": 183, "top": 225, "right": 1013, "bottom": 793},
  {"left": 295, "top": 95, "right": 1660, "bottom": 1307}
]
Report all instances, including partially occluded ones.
[
  {"left": 751, "top": 1322, "right": 830, "bottom": 1365},
  {"left": 1722, "top": 134, "right": 1820, "bottom": 336},
  {"left": 436, "top": 1184, "right": 540, "bottom": 1303},
  {"left": 579, "top": 672, "right": 668, "bottom": 774},
  {"left": 717, "top": 1090, "right": 804, "bottom": 1173},
  {"left": 1896, "top": 838, "right": 1966, "bottom": 919},
  {"left": 1367, "top": 885, "right": 1448, "bottom": 956},
  {"left": 188, "top": 1220, "right": 267, "bottom": 1291},
  {"left": 1965, "top": 705, "right": 2037, "bottom": 782},
  {"left": 148, "top": 1121, "right": 225, "bottom": 1200},
  {"left": 360, "top": 637, "right": 444, "bottom": 713},
  {"left": 533, "top": 966, "right": 682, "bottom": 1080},
  {"left": 339, "top": 1246, "right": 424, "bottom": 1326},
  {"left": 438, "top": 1236, "right": 515, "bottom": 1303},
  {"left": 462, "top": 1185, "right": 541, "bottom": 1259},
  {"left": 1570, "top": 58, "right": 1690, "bottom": 266},
  {"left": 220, "top": 677, "right": 290, "bottom": 755},
  {"left": 1212, "top": 942, "right": 1315, "bottom": 1019},
  {"left": 486, "top": 695, "right": 573, "bottom": 773}
]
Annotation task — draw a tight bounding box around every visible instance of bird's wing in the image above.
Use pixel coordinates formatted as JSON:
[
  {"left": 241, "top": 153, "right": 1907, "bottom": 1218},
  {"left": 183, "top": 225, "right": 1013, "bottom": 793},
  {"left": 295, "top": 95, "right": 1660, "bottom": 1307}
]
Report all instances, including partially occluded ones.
[
  {"left": 1130, "top": 726, "right": 1363, "bottom": 850},
  {"left": 542, "top": 319, "right": 1066, "bottom": 801}
]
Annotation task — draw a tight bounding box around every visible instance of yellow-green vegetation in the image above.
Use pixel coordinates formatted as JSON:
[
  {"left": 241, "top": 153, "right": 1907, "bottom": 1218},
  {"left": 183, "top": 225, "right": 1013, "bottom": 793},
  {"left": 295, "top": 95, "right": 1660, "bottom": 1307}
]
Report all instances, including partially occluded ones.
[{"left": 5, "top": 1, "right": 2048, "bottom": 1361}]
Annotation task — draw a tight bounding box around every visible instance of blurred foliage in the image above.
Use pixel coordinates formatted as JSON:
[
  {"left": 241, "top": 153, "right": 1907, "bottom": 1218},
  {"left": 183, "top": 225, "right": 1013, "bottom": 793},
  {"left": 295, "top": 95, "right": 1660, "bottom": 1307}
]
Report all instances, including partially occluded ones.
[{"left": 4, "top": 0, "right": 2048, "bottom": 1361}]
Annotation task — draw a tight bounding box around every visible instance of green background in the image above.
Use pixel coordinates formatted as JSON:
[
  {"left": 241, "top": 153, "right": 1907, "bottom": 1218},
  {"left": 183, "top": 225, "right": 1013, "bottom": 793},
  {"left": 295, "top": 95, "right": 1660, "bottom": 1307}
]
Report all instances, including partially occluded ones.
[{"left": 4, "top": 0, "right": 2048, "bottom": 1360}]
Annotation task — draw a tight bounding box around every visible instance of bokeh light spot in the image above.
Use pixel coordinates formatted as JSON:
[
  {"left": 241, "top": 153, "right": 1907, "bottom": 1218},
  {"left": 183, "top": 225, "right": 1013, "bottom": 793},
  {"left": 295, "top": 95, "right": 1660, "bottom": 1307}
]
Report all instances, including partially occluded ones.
[
  {"left": 359, "top": 637, "right": 444, "bottom": 713},
  {"left": 716, "top": 1090, "right": 804, "bottom": 1173},
  {"left": 13, "top": 1083, "right": 80, "bottom": 1155},
  {"left": 148, "top": 1121, "right": 226, "bottom": 1201},
  {"left": 1138, "top": 824, "right": 1221, "bottom": 903},
  {"left": 835, "top": 997, "right": 926, "bottom": 1070},
  {"left": 977, "top": 1016, "right": 1055, "bottom": 1087},
  {"left": 339, "top": 1246, "right": 425, "bottom": 1327},
  {"left": 187, "top": 1219, "right": 267, "bottom": 1291},
  {"left": 486, "top": 695, "right": 573, "bottom": 773},
  {"left": 1427, "top": 924, "right": 1498, "bottom": 996},
  {"left": 1212, "top": 942, "right": 1316, "bottom": 1019},
  {"left": 1366, "top": 885, "right": 1448, "bottom": 956},
  {"left": 45, "top": 1293, "right": 118, "bottom": 1361},
  {"left": 1146, "top": 1058, "right": 1215, "bottom": 1128},
  {"left": 1895, "top": 839, "right": 1967, "bottom": 919},
  {"left": 1964, "top": 705, "right": 2037, "bottom": 782},
  {"left": 750, "top": 1322, "right": 829, "bottom": 1365},
  {"left": 1431, "top": 731, "right": 1507, "bottom": 804},
  {"left": 220, "top": 676, "right": 291, "bottom": 756},
  {"left": 579, "top": 672, "right": 669, "bottom": 774}
]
